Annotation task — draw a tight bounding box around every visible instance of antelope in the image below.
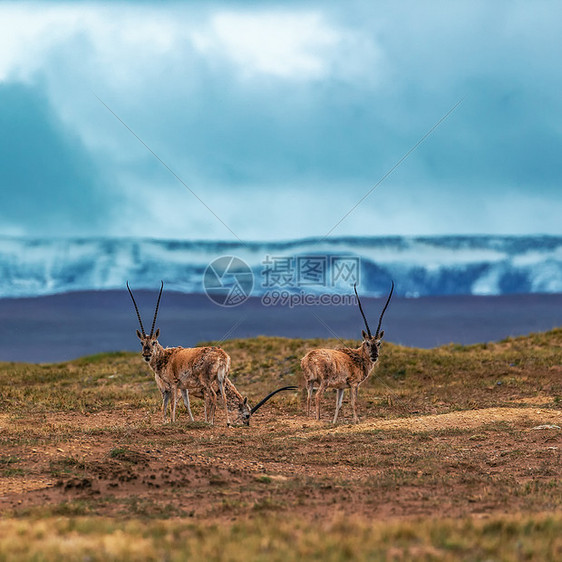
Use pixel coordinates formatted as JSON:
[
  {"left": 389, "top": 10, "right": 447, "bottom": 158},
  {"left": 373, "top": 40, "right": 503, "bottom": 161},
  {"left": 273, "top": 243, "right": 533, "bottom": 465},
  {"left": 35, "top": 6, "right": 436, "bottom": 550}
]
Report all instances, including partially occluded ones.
[
  {"left": 301, "top": 282, "right": 394, "bottom": 424},
  {"left": 127, "top": 281, "right": 297, "bottom": 425},
  {"left": 127, "top": 281, "right": 231, "bottom": 424},
  {"left": 187, "top": 379, "right": 298, "bottom": 426}
]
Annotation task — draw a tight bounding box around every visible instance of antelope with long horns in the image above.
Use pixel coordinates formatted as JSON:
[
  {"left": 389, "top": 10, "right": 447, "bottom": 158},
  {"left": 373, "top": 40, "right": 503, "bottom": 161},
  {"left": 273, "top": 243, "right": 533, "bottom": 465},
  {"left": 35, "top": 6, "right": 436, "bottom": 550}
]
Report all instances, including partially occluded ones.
[
  {"left": 127, "top": 281, "right": 231, "bottom": 424},
  {"left": 301, "top": 282, "right": 394, "bottom": 424},
  {"left": 186, "top": 380, "right": 298, "bottom": 426},
  {"left": 128, "top": 282, "right": 298, "bottom": 425}
]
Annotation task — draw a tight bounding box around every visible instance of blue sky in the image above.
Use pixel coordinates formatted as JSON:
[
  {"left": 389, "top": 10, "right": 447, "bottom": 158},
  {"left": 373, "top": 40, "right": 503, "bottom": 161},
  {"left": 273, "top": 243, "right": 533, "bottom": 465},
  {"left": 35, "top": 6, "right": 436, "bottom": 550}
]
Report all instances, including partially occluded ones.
[{"left": 0, "top": 1, "right": 561, "bottom": 241}]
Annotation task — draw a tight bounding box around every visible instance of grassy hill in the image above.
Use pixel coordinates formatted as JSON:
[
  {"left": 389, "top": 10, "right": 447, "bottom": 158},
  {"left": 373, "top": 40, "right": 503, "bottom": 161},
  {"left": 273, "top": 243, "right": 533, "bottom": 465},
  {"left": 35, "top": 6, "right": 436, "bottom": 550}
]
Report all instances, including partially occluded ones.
[{"left": 0, "top": 330, "right": 561, "bottom": 560}]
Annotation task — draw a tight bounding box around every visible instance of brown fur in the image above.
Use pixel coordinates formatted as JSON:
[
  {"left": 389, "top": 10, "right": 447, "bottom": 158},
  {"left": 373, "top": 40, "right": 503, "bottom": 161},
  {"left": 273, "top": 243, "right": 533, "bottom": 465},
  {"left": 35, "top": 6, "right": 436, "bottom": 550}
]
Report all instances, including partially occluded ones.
[
  {"left": 127, "top": 282, "right": 233, "bottom": 425},
  {"left": 301, "top": 283, "right": 394, "bottom": 424},
  {"left": 301, "top": 331, "right": 384, "bottom": 424},
  {"left": 139, "top": 331, "right": 231, "bottom": 425},
  {"left": 187, "top": 377, "right": 252, "bottom": 426}
]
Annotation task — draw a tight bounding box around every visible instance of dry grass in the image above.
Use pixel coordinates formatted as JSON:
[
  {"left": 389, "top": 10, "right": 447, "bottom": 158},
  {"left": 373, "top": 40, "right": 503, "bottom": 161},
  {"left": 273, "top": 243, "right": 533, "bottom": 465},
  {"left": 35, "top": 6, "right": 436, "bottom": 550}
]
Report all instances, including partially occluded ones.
[{"left": 0, "top": 514, "right": 561, "bottom": 561}]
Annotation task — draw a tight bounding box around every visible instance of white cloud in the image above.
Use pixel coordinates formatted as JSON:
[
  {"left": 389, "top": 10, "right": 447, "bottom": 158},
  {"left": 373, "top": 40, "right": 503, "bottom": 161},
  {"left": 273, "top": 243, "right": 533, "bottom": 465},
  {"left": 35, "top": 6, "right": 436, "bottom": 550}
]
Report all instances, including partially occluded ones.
[
  {"left": 0, "top": 6, "right": 80, "bottom": 81},
  {"left": 0, "top": 2, "right": 560, "bottom": 240},
  {"left": 192, "top": 11, "right": 339, "bottom": 79},
  {"left": 0, "top": 5, "right": 178, "bottom": 83},
  {"left": 0, "top": 4, "right": 382, "bottom": 86}
]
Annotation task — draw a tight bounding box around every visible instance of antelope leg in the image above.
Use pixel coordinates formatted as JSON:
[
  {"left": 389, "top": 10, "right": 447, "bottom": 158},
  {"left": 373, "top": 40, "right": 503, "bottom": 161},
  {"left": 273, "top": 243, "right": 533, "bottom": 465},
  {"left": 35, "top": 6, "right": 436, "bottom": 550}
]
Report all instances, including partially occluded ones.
[
  {"left": 218, "top": 378, "right": 231, "bottom": 426},
  {"left": 350, "top": 386, "right": 359, "bottom": 424},
  {"left": 181, "top": 389, "right": 194, "bottom": 421},
  {"left": 306, "top": 385, "right": 314, "bottom": 417},
  {"left": 315, "top": 382, "right": 327, "bottom": 421},
  {"left": 162, "top": 390, "right": 171, "bottom": 422},
  {"left": 171, "top": 387, "right": 178, "bottom": 422},
  {"left": 333, "top": 388, "right": 345, "bottom": 424}
]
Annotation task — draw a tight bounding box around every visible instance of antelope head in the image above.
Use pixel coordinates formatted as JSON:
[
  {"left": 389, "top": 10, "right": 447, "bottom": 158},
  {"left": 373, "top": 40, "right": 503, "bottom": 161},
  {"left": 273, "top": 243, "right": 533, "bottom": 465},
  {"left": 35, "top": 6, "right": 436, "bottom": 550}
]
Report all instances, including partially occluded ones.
[
  {"left": 127, "top": 281, "right": 164, "bottom": 363},
  {"left": 354, "top": 281, "right": 394, "bottom": 363},
  {"left": 231, "top": 386, "right": 298, "bottom": 427},
  {"left": 232, "top": 396, "right": 252, "bottom": 427}
]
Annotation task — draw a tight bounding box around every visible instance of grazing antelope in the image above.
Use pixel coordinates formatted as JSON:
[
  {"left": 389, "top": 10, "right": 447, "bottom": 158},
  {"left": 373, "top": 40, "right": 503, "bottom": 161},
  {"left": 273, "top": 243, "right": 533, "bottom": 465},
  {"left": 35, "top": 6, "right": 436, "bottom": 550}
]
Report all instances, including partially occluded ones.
[
  {"left": 188, "top": 380, "right": 298, "bottom": 426},
  {"left": 127, "top": 281, "right": 231, "bottom": 424},
  {"left": 301, "top": 282, "right": 394, "bottom": 424}
]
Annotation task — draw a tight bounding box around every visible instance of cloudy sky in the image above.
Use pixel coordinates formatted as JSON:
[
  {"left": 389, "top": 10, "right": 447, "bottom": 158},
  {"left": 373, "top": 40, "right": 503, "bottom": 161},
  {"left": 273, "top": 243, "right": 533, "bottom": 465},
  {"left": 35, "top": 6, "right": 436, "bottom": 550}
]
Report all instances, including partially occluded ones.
[{"left": 0, "top": 1, "right": 561, "bottom": 241}]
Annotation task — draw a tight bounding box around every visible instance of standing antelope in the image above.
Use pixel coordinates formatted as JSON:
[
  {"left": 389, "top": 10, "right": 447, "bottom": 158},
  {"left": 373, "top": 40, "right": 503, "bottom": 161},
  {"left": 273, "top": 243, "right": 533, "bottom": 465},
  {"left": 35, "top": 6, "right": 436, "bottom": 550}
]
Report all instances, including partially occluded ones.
[
  {"left": 301, "top": 282, "right": 394, "bottom": 424},
  {"left": 127, "top": 281, "right": 231, "bottom": 424},
  {"left": 127, "top": 281, "right": 298, "bottom": 425}
]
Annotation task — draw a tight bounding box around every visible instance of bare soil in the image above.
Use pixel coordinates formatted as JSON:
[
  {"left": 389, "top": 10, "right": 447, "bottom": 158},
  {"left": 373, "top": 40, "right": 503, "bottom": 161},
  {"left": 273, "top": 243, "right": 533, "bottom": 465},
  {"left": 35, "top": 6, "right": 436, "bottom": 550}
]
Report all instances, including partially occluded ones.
[{"left": 1, "top": 404, "right": 560, "bottom": 521}]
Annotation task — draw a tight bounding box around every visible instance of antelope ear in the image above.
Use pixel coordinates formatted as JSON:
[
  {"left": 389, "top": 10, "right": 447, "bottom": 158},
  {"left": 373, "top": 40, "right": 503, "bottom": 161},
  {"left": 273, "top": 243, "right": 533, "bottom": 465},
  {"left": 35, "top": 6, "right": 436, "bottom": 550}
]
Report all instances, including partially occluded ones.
[
  {"left": 136, "top": 329, "right": 142, "bottom": 339},
  {"left": 379, "top": 330, "right": 385, "bottom": 339},
  {"left": 243, "top": 397, "right": 248, "bottom": 405},
  {"left": 362, "top": 329, "right": 368, "bottom": 340},
  {"left": 154, "top": 328, "right": 160, "bottom": 338}
]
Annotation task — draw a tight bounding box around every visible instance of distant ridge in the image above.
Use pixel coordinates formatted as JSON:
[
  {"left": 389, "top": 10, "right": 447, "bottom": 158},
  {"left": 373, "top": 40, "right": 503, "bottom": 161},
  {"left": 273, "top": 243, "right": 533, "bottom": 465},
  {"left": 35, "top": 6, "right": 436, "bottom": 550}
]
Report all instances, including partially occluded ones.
[{"left": 0, "top": 235, "right": 560, "bottom": 298}]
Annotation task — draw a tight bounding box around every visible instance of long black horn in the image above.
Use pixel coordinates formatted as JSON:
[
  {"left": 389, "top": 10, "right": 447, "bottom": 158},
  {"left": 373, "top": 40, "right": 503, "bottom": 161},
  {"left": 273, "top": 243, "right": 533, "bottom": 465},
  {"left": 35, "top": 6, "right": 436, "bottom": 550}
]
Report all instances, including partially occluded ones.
[
  {"left": 127, "top": 281, "right": 146, "bottom": 336},
  {"left": 250, "top": 386, "right": 298, "bottom": 415},
  {"left": 375, "top": 280, "right": 394, "bottom": 338},
  {"left": 149, "top": 281, "right": 164, "bottom": 337},
  {"left": 354, "top": 283, "right": 372, "bottom": 338}
]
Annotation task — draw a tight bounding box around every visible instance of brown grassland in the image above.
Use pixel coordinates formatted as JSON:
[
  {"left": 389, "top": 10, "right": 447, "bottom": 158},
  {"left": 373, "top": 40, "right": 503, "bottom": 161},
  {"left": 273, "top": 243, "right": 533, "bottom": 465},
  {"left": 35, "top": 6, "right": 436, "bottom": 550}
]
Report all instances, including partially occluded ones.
[{"left": 0, "top": 329, "right": 561, "bottom": 560}]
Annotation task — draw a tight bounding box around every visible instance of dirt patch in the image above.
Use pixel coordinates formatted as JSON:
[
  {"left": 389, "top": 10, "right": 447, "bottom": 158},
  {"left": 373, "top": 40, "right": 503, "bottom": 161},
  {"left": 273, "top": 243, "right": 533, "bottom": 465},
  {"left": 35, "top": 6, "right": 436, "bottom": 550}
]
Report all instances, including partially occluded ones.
[
  {"left": 304, "top": 407, "right": 562, "bottom": 436},
  {"left": 1, "top": 405, "right": 560, "bottom": 520}
]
